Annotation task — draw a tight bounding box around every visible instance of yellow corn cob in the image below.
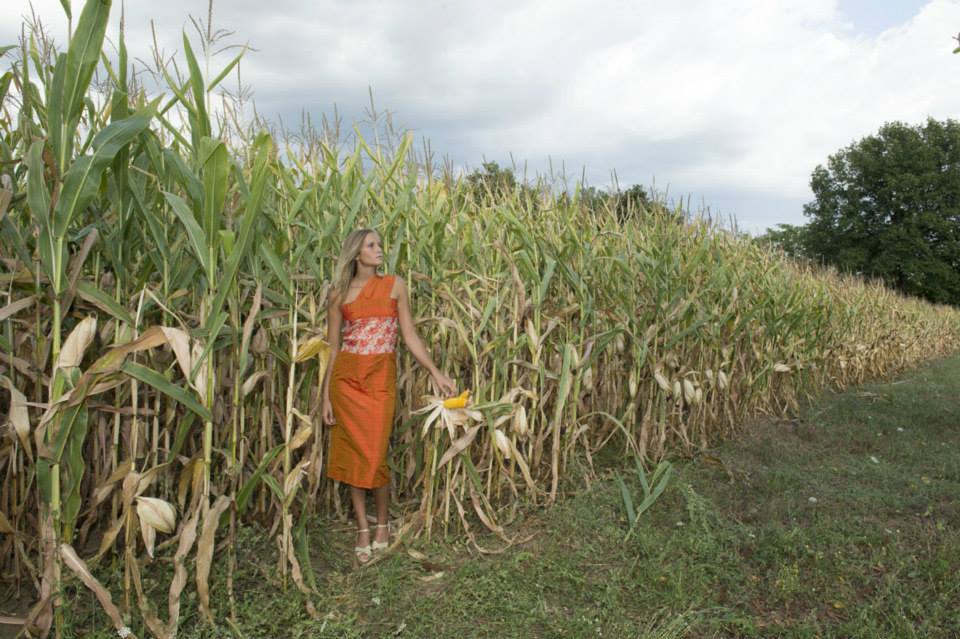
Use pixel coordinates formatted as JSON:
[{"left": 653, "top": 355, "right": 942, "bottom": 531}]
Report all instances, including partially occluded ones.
[{"left": 443, "top": 390, "right": 471, "bottom": 409}]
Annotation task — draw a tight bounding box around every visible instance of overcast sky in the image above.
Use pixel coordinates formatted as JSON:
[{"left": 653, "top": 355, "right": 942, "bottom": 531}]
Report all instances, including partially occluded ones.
[{"left": 3, "top": 0, "right": 960, "bottom": 233}]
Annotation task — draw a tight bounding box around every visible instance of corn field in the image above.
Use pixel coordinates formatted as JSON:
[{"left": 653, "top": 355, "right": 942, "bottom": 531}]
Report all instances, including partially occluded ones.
[{"left": 1, "top": 2, "right": 959, "bottom": 636}]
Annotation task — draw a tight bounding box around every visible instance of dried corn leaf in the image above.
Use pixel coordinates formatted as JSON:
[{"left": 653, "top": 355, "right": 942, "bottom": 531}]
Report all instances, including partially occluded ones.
[
  {"left": 283, "top": 459, "right": 311, "bottom": 505},
  {"left": 437, "top": 425, "right": 481, "bottom": 469},
  {"left": 0, "top": 295, "right": 35, "bottom": 322},
  {"left": 60, "top": 544, "right": 132, "bottom": 637},
  {"left": 241, "top": 370, "right": 269, "bottom": 397},
  {"left": 239, "top": 283, "right": 262, "bottom": 372},
  {"left": 0, "top": 374, "right": 31, "bottom": 460},
  {"left": 91, "top": 459, "right": 133, "bottom": 507},
  {"left": 406, "top": 548, "right": 428, "bottom": 561},
  {"left": 289, "top": 424, "right": 313, "bottom": 452},
  {"left": 166, "top": 506, "right": 200, "bottom": 638},
  {"left": 37, "top": 326, "right": 172, "bottom": 428},
  {"left": 190, "top": 340, "right": 208, "bottom": 400},
  {"left": 294, "top": 334, "right": 330, "bottom": 362},
  {"left": 126, "top": 544, "right": 169, "bottom": 638},
  {"left": 138, "top": 512, "right": 157, "bottom": 559},
  {"left": 0, "top": 509, "right": 14, "bottom": 534},
  {"left": 196, "top": 495, "right": 231, "bottom": 623},
  {"left": 279, "top": 513, "right": 321, "bottom": 619},
  {"left": 56, "top": 316, "right": 97, "bottom": 370},
  {"left": 159, "top": 327, "right": 192, "bottom": 385},
  {"left": 419, "top": 571, "right": 445, "bottom": 582}
]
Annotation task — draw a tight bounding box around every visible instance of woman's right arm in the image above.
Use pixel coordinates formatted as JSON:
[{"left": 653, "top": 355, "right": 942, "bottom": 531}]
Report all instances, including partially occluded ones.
[{"left": 322, "top": 291, "right": 342, "bottom": 425}]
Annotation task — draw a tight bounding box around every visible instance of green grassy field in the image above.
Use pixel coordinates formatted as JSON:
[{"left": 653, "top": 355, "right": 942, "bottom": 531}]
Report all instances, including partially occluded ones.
[{"left": 54, "top": 355, "right": 960, "bottom": 638}]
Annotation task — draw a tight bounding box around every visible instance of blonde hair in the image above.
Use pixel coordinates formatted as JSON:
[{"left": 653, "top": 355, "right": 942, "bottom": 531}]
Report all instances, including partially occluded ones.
[{"left": 332, "top": 228, "right": 377, "bottom": 304}]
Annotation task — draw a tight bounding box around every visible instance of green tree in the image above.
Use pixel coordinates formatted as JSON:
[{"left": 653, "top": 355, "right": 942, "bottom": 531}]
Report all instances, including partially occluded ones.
[
  {"left": 465, "top": 161, "right": 519, "bottom": 199},
  {"left": 614, "top": 184, "right": 653, "bottom": 221},
  {"left": 803, "top": 118, "right": 960, "bottom": 305},
  {"left": 756, "top": 223, "right": 809, "bottom": 259}
]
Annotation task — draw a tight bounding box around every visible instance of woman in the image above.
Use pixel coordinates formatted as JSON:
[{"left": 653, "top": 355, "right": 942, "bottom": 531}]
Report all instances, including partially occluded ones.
[{"left": 322, "top": 228, "right": 456, "bottom": 564}]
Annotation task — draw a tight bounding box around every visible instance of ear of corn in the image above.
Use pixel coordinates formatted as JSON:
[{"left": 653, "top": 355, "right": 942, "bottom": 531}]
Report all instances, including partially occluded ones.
[
  {"left": 1, "top": 1, "right": 959, "bottom": 634},
  {"left": 443, "top": 390, "right": 471, "bottom": 409}
]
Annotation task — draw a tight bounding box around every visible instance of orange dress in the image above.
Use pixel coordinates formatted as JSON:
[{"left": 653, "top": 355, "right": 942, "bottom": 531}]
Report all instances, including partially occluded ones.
[{"left": 327, "top": 274, "right": 399, "bottom": 489}]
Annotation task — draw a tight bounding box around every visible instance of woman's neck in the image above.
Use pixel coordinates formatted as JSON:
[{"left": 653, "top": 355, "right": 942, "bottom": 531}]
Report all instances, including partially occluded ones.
[{"left": 354, "top": 265, "right": 377, "bottom": 282}]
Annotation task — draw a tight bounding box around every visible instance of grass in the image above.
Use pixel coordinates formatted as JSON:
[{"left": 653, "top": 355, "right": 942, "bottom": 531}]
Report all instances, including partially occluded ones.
[{"left": 52, "top": 354, "right": 960, "bottom": 638}]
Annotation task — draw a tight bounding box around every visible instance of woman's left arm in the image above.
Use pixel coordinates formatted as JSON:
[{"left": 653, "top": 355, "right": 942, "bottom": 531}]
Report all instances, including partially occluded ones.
[{"left": 395, "top": 276, "right": 457, "bottom": 396}]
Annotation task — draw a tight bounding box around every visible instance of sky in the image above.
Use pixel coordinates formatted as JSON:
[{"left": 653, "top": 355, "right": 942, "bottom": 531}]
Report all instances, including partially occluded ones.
[{"left": 2, "top": 0, "right": 959, "bottom": 234}]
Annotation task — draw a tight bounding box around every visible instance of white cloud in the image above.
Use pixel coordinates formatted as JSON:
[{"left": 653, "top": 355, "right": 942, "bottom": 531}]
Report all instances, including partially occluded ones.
[{"left": 2, "top": 0, "right": 959, "bottom": 231}]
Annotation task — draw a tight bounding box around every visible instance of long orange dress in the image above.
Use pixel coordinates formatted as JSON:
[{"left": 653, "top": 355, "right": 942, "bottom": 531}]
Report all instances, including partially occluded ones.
[{"left": 327, "top": 274, "right": 399, "bottom": 489}]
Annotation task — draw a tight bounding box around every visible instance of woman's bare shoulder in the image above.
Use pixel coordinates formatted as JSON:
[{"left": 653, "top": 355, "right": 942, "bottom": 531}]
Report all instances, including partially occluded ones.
[
  {"left": 327, "top": 287, "right": 342, "bottom": 306},
  {"left": 389, "top": 274, "right": 406, "bottom": 299}
]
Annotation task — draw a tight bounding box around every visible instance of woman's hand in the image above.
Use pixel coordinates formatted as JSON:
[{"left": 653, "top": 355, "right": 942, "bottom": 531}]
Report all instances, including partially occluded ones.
[
  {"left": 322, "top": 396, "right": 335, "bottom": 426},
  {"left": 431, "top": 371, "right": 457, "bottom": 397}
]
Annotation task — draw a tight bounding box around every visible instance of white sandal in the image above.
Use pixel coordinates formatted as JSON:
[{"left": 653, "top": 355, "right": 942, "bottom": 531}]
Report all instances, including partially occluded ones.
[
  {"left": 354, "top": 528, "right": 372, "bottom": 564},
  {"left": 371, "top": 523, "right": 390, "bottom": 552}
]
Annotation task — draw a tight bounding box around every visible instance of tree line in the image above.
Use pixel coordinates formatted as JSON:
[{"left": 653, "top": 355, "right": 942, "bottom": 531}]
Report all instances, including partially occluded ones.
[
  {"left": 759, "top": 117, "right": 960, "bottom": 307},
  {"left": 463, "top": 161, "right": 676, "bottom": 223}
]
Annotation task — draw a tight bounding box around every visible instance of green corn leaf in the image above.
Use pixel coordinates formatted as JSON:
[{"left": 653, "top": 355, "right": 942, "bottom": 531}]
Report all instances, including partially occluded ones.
[
  {"left": 53, "top": 99, "right": 157, "bottom": 239},
  {"left": 156, "top": 111, "right": 193, "bottom": 150},
  {"left": 62, "top": 406, "right": 89, "bottom": 539},
  {"left": 615, "top": 471, "right": 636, "bottom": 527},
  {"left": 539, "top": 257, "right": 557, "bottom": 304},
  {"left": 181, "top": 32, "right": 210, "bottom": 141},
  {"left": 218, "top": 230, "right": 235, "bottom": 257},
  {"left": 128, "top": 175, "right": 170, "bottom": 265},
  {"left": 58, "top": 0, "right": 112, "bottom": 163},
  {"left": 26, "top": 139, "right": 58, "bottom": 286},
  {"left": 205, "top": 132, "right": 273, "bottom": 334},
  {"left": 635, "top": 463, "right": 673, "bottom": 517},
  {"left": 191, "top": 311, "right": 227, "bottom": 382},
  {"left": 0, "top": 218, "right": 32, "bottom": 271},
  {"left": 649, "top": 459, "right": 673, "bottom": 489},
  {"left": 460, "top": 454, "right": 485, "bottom": 494},
  {"left": 121, "top": 361, "right": 211, "bottom": 422},
  {"left": 380, "top": 131, "right": 414, "bottom": 187},
  {"left": 199, "top": 137, "right": 229, "bottom": 244},
  {"left": 46, "top": 55, "right": 68, "bottom": 172},
  {"left": 25, "top": 138, "right": 51, "bottom": 225},
  {"left": 552, "top": 343, "right": 574, "bottom": 426},
  {"left": 288, "top": 187, "right": 311, "bottom": 221},
  {"left": 206, "top": 44, "right": 248, "bottom": 92},
  {"left": 236, "top": 444, "right": 283, "bottom": 514},
  {"left": 625, "top": 462, "right": 674, "bottom": 541},
  {"left": 36, "top": 458, "right": 54, "bottom": 505},
  {"left": 169, "top": 412, "right": 196, "bottom": 460},
  {"left": 260, "top": 474, "right": 284, "bottom": 503},
  {"left": 259, "top": 242, "right": 292, "bottom": 298},
  {"left": 164, "top": 191, "right": 212, "bottom": 281},
  {"left": 48, "top": 397, "right": 84, "bottom": 463},
  {"left": 292, "top": 514, "right": 318, "bottom": 591},
  {"left": 345, "top": 169, "right": 376, "bottom": 230},
  {"left": 0, "top": 71, "right": 12, "bottom": 105},
  {"left": 477, "top": 295, "right": 497, "bottom": 335},
  {"left": 75, "top": 281, "right": 134, "bottom": 325},
  {"left": 636, "top": 457, "right": 651, "bottom": 499},
  {"left": 161, "top": 148, "right": 204, "bottom": 205}
]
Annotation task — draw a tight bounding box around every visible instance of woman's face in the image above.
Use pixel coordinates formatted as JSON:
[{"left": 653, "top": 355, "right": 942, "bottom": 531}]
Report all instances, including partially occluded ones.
[{"left": 357, "top": 232, "right": 384, "bottom": 268}]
